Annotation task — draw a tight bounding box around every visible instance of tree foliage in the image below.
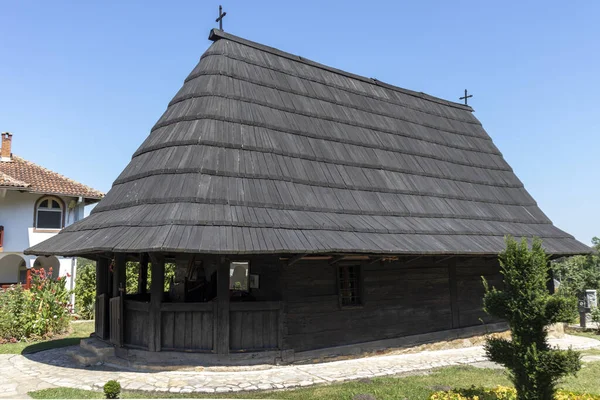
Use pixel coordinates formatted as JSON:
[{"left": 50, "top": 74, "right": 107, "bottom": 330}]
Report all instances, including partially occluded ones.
[
  {"left": 483, "top": 237, "right": 581, "bottom": 400},
  {"left": 551, "top": 237, "right": 600, "bottom": 297}
]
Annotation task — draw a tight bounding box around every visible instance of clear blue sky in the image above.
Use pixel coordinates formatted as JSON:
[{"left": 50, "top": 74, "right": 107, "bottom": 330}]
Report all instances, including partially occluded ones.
[{"left": 2, "top": 1, "right": 598, "bottom": 245}]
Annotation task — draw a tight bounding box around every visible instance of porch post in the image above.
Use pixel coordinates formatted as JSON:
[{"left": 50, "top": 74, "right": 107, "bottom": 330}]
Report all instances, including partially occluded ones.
[
  {"left": 173, "top": 255, "right": 189, "bottom": 302},
  {"left": 96, "top": 257, "right": 110, "bottom": 339},
  {"left": 138, "top": 253, "right": 148, "bottom": 295},
  {"left": 112, "top": 254, "right": 126, "bottom": 296},
  {"left": 148, "top": 253, "right": 165, "bottom": 352},
  {"left": 216, "top": 257, "right": 230, "bottom": 355}
]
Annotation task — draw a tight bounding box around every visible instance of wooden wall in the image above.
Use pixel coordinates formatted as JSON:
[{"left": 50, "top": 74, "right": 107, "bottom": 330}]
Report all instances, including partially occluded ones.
[
  {"left": 160, "top": 303, "right": 214, "bottom": 351},
  {"left": 124, "top": 300, "right": 149, "bottom": 349},
  {"left": 282, "top": 257, "right": 501, "bottom": 352}
]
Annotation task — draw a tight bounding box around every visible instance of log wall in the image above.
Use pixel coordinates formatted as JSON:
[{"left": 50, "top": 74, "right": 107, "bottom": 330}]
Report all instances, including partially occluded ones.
[{"left": 282, "top": 257, "right": 501, "bottom": 352}]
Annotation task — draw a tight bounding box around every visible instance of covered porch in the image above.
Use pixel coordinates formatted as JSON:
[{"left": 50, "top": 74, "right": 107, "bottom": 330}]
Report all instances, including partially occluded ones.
[{"left": 94, "top": 253, "right": 284, "bottom": 362}]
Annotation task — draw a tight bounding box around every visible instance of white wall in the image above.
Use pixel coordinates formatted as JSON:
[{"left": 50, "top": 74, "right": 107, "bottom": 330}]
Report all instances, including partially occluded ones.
[{"left": 0, "top": 190, "right": 85, "bottom": 294}]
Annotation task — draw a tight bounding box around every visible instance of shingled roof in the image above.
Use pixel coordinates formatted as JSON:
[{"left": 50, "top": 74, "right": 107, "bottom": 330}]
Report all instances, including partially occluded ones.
[
  {"left": 0, "top": 156, "right": 103, "bottom": 199},
  {"left": 25, "top": 29, "right": 589, "bottom": 257}
]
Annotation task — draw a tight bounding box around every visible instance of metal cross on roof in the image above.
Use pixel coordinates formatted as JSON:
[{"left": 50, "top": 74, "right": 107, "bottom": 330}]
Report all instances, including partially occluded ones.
[
  {"left": 216, "top": 5, "right": 227, "bottom": 31},
  {"left": 459, "top": 89, "right": 473, "bottom": 106}
]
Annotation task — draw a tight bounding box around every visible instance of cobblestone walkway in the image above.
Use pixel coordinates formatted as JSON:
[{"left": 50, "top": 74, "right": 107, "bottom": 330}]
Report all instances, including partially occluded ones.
[{"left": 1, "top": 335, "right": 599, "bottom": 399}]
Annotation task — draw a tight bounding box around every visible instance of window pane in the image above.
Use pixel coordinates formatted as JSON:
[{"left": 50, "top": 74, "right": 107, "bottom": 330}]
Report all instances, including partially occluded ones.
[
  {"left": 39, "top": 200, "right": 48, "bottom": 208},
  {"left": 37, "top": 211, "right": 62, "bottom": 229},
  {"left": 229, "top": 261, "right": 249, "bottom": 291},
  {"left": 339, "top": 265, "right": 361, "bottom": 306},
  {"left": 51, "top": 200, "right": 60, "bottom": 209}
]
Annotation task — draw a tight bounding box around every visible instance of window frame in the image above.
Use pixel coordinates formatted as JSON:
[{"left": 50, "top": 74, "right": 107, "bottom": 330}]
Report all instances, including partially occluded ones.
[
  {"left": 336, "top": 262, "right": 364, "bottom": 308},
  {"left": 229, "top": 260, "right": 250, "bottom": 292},
  {"left": 34, "top": 196, "right": 65, "bottom": 231}
]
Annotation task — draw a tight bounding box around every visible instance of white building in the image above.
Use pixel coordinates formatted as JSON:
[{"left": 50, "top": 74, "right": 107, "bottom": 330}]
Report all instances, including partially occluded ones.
[{"left": 0, "top": 132, "right": 103, "bottom": 306}]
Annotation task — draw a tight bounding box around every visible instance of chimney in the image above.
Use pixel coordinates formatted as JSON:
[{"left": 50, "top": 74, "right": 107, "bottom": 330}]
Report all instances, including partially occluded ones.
[{"left": 1, "top": 132, "right": 12, "bottom": 161}]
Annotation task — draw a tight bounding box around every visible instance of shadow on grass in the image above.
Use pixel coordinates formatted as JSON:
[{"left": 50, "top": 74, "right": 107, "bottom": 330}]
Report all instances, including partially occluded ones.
[{"left": 21, "top": 337, "right": 82, "bottom": 355}]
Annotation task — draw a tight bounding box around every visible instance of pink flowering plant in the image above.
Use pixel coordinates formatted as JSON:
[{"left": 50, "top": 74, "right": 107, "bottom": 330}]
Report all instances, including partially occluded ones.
[{"left": 0, "top": 267, "right": 71, "bottom": 341}]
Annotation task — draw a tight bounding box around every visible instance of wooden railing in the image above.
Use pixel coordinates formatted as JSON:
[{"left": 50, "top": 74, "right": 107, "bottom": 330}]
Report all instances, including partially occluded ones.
[
  {"left": 160, "top": 302, "right": 215, "bottom": 352},
  {"left": 120, "top": 300, "right": 284, "bottom": 353},
  {"left": 123, "top": 300, "right": 150, "bottom": 349}
]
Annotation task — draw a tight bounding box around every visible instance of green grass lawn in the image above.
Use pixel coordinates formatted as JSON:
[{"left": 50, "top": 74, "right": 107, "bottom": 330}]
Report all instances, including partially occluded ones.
[
  {"left": 566, "top": 327, "right": 600, "bottom": 341},
  {"left": 0, "top": 320, "right": 94, "bottom": 355},
  {"left": 27, "top": 363, "right": 600, "bottom": 400}
]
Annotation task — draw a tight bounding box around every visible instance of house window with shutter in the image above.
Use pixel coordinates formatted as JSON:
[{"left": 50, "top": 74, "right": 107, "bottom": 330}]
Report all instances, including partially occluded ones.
[
  {"left": 35, "top": 197, "right": 64, "bottom": 230},
  {"left": 338, "top": 264, "right": 362, "bottom": 307}
]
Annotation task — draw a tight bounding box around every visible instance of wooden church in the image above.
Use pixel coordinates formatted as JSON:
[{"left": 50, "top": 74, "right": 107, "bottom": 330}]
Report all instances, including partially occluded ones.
[{"left": 26, "top": 28, "right": 589, "bottom": 365}]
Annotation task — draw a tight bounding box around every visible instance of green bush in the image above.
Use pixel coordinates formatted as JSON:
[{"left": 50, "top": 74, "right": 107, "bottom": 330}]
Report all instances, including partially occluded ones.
[
  {"left": 0, "top": 267, "right": 70, "bottom": 341},
  {"left": 483, "top": 237, "right": 582, "bottom": 400},
  {"left": 74, "top": 259, "right": 96, "bottom": 320},
  {"left": 103, "top": 380, "right": 121, "bottom": 399},
  {"left": 592, "top": 307, "right": 600, "bottom": 333}
]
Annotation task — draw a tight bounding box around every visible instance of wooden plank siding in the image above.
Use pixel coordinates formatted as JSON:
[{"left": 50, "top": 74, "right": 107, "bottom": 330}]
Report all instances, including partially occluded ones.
[
  {"left": 229, "top": 302, "right": 281, "bottom": 351},
  {"left": 95, "top": 293, "right": 107, "bottom": 340},
  {"left": 282, "top": 257, "right": 501, "bottom": 352},
  {"left": 160, "top": 302, "right": 215, "bottom": 352},
  {"left": 109, "top": 296, "right": 122, "bottom": 346},
  {"left": 455, "top": 258, "right": 503, "bottom": 327},
  {"left": 124, "top": 300, "right": 150, "bottom": 349}
]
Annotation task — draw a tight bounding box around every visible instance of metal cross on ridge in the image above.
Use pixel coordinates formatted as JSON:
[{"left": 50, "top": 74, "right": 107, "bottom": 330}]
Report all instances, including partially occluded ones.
[
  {"left": 459, "top": 89, "right": 473, "bottom": 105},
  {"left": 216, "top": 5, "right": 227, "bottom": 31}
]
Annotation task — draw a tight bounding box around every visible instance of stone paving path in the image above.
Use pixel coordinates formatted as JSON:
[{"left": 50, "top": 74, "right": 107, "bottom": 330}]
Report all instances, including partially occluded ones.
[{"left": 1, "top": 335, "right": 599, "bottom": 399}]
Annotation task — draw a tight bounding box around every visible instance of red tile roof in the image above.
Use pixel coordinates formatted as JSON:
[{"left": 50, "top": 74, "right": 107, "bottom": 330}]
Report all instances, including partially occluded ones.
[
  {"left": 0, "top": 156, "right": 103, "bottom": 200},
  {"left": 0, "top": 171, "right": 29, "bottom": 188}
]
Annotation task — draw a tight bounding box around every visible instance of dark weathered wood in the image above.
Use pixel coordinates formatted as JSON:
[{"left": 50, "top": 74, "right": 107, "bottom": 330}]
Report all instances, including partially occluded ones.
[
  {"left": 161, "top": 302, "right": 214, "bottom": 312},
  {"left": 229, "top": 301, "right": 281, "bottom": 311},
  {"left": 216, "top": 258, "right": 230, "bottom": 354},
  {"left": 286, "top": 254, "right": 307, "bottom": 267},
  {"left": 283, "top": 258, "right": 456, "bottom": 351},
  {"left": 95, "top": 293, "right": 107, "bottom": 340},
  {"left": 109, "top": 296, "right": 123, "bottom": 346},
  {"left": 95, "top": 257, "right": 110, "bottom": 339},
  {"left": 448, "top": 260, "right": 460, "bottom": 328},
  {"left": 112, "top": 254, "right": 126, "bottom": 296},
  {"left": 173, "top": 254, "right": 189, "bottom": 302},
  {"left": 124, "top": 300, "right": 149, "bottom": 348},
  {"left": 138, "top": 253, "right": 148, "bottom": 294},
  {"left": 230, "top": 306, "right": 280, "bottom": 351},
  {"left": 148, "top": 253, "right": 165, "bottom": 352}
]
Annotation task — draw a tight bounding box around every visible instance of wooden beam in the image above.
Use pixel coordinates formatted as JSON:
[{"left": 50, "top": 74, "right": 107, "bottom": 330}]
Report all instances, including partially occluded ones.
[
  {"left": 399, "top": 256, "right": 423, "bottom": 266},
  {"left": 216, "top": 257, "right": 230, "bottom": 355},
  {"left": 286, "top": 253, "right": 308, "bottom": 267},
  {"left": 148, "top": 253, "right": 165, "bottom": 352},
  {"left": 138, "top": 253, "right": 148, "bottom": 295},
  {"left": 435, "top": 255, "right": 455, "bottom": 264},
  {"left": 112, "top": 254, "right": 126, "bottom": 297},
  {"left": 96, "top": 257, "right": 110, "bottom": 339},
  {"left": 368, "top": 256, "right": 385, "bottom": 265},
  {"left": 328, "top": 255, "right": 346, "bottom": 265},
  {"left": 173, "top": 254, "right": 189, "bottom": 302}
]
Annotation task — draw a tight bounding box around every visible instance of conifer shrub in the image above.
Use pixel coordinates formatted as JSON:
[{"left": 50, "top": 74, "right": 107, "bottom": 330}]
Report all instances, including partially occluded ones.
[
  {"left": 483, "top": 237, "right": 581, "bottom": 400},
  {"left": 103, "top": 380, "right": 121, "bottom": 399}
]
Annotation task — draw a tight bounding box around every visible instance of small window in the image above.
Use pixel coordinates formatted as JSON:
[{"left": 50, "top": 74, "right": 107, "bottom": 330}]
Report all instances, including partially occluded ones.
[
  {"left": 338, "top": 264, "right": 361, "bottom": 307},
  {"left": 229, "top": 261, "right": 249, "bottom": 291},
  {"left": 36, "top": 196, "right": 63, "bottom": 229}
]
